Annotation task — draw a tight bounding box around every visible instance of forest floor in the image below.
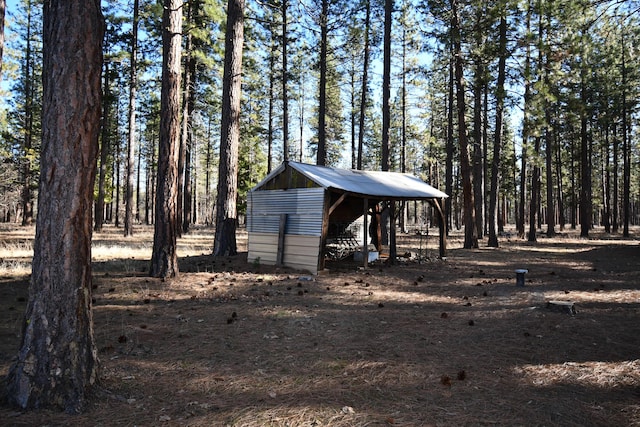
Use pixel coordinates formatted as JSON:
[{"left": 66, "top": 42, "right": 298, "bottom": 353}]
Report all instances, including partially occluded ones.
[{"left": 0, "top": 223, "right": 639, "bottom": 426}]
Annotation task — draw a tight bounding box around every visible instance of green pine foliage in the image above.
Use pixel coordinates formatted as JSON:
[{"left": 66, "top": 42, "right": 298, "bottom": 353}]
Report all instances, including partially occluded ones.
[{"left": 0, "top": 0, "right": 637, "bottom": 233}]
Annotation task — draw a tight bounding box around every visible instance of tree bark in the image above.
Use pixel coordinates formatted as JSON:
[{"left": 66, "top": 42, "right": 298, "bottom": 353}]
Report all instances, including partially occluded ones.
[
  {"left": 612, "top": 123, "right": 618, "bottom": 232},
  {"left": 487, "top": 13, "right": 507, "bottom": 248},
  {"left": 6, "top": 0, "right": 103, "bottom": 412},
  {"left": 150, "top": 0, "right": 182, "bottom": 278},
  {"left": 400, "top": 17, "right": 407, "bottom": 233},
  {"left": 579, "top": 72, "right": 591, "bottom": 238},
  {"left": 545, "top": 106, "right": 555, "bottom": 237},
  {"left": 181, "top": 0, "right": 200, "bottom": 234},
  {"left": 0, "top": 0, "right": 5, "bottom": 82},
  {"left": 602, "top": 131, "right": 611, "bottom": 233},
  {"left": 518, "top": 0, "right": 532, "bottom": 239},
  {"left": 382, "top": 0, "right": 392, "bottom": 173},
  {"left": 356, "top": 0, "right": 370, "bottom": 170},
  {"left": 445, "top": 57, "right": 454, "bottom": 234},
  {"left": 213, "top": 0, "right": 244, "bottom": 256},
  {"left": 267, "top": 21, "right": 275, "bottom": 172},
  {"left": 554, "top": 124, "right": 565, "bottom": 230},
  {"left": 528, "top": 7, "right": 544, "bottom": 242},
  {"left": 621, "top": 30, "right": 630, "bottom": 237},
  {"left": 94, "top": 59, "right": 111, "bottom": 232},
  {"left": 451, "top": 0, "right": 477, "bottom": 249},
  {"left": 177, "top": 0, "right": 192, "bottom": 237},
  {"left": 20, "top": 4, "right": 34, "bottom": 226},
  {"left": 472, "top": 11, "right": 485, "bottom": 239},
  {"left": 124, "top": 0, "right": 139, "bottom": 237},
  {"left": 528, "top": 136, "right": 540, "bottom": 242},
  {"left": 114, "top": 133, "right": 120, "bottom": 227},
  {"left": 282, "top": 0, "right": 289, "bottom": 160},
  {"left": 317, "top": 0, "right": 327, "bottom": 166}
]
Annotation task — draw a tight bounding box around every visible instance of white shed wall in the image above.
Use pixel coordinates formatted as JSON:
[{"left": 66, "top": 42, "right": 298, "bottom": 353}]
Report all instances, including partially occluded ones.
[{"left": 247, "top": 232, "right": 321, "bottom": 274}]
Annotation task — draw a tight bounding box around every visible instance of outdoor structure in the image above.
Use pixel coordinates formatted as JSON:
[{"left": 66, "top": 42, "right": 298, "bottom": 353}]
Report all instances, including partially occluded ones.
[{"left": 247, "top": 161, "right": 448, "bottom": 274}]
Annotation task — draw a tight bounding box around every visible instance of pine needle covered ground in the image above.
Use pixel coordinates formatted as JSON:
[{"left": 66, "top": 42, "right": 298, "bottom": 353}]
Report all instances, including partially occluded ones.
[{"left": 1, "top": 224, "right": 639, "bottom": 426}]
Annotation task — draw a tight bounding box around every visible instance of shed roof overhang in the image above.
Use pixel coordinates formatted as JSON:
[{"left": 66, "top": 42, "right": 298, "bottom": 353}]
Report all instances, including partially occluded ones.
[{"left": 252, "top": 161, "right": 449, "bottom": 201}]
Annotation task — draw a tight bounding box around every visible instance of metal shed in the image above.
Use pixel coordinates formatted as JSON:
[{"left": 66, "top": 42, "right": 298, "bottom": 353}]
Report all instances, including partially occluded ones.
[{"left": 247, "top": 161, "right": 448, "bottom": 274}]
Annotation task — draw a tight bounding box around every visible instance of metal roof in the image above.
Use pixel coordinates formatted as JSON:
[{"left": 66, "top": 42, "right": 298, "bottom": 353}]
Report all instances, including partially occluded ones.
[{"left": 253, "top": 161, "right": 448, "bottom": 200}]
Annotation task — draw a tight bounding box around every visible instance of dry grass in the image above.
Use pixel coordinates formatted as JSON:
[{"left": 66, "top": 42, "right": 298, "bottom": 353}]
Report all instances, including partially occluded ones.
[
  {"left": 0, "top": 224, "right": 34, "bottom": 277},
  {"left": 0, "top": 224, "right": 639, "bottom": 426}
]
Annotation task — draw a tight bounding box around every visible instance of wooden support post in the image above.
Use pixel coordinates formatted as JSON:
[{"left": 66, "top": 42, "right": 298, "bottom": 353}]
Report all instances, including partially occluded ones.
[
  {"left": 318, "top": 190, "right": 331, "bottom": 272},
  {"left": 388, "top": 201, "right": 397, "bottom": 264},
  {"left": 276, "top": 213, "right": 287, "bottom": 265},
  {"left": 373, "top": 203, "right": 382, "bottom": 251},
  {"left": 328, "top": 192, "right": 348, "bottom": 216},
  {"left": 362, "top": 198, "right": 369, "bottom": 269},
  {"left": 431, "top": 198, "right": 447, "bottom": 258}
]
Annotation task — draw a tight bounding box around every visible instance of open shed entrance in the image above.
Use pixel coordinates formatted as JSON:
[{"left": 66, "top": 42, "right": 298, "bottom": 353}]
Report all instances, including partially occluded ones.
[{"left": 322, "top": 191, "right": 447, "bottom": 271}]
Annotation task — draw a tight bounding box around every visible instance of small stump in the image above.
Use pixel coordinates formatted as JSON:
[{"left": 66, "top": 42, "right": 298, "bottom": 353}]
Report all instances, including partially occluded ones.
[{"left": 546, "top": 300, "right": 577, "bottom": 315}]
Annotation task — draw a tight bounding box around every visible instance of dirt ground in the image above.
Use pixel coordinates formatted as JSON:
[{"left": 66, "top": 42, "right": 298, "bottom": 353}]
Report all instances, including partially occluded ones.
[{"left": 0, "top": 224, "right": 639, "bottom": 426}]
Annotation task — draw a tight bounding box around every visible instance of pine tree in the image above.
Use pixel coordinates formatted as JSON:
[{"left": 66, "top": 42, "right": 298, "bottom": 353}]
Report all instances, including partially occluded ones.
[
  {"left": 213, "top": 0, "right": 244, "bottom": 256},
  {"left": 150, "top": 0, "right": 183, "bottom": 278},
  {"left": 124, "top": 0, "right": 139, "bottom": 237},
  {"left": 6, "top": 0, "right": 103, "bottom": 412}
]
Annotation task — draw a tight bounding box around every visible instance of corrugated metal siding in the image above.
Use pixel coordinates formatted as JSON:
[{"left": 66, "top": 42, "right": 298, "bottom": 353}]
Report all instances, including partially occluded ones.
[{"left": 247, "top": 188, "right": 325, "bottom": 236}]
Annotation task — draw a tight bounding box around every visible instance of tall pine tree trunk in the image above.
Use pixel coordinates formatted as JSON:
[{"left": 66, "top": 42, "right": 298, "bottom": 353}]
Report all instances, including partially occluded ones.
[
  {"left": 124, "top": 0, "right": 139, "bottom": 237},
  {"left": 181, "top": 0, "right": 200, "bottom": 234},
  {"left": 267, "top": 24, "right": 275, "bottom": 172},
  {"left": 445, "top": 58, "right": 454, "bottom": 234},
  {"left": 177, "top": 0, "right": 192, "bottom": 236},
  {"left": 317, "top": 0, "right": 327, "bottom": 166},
  {"left": 21, "top": 5, "right": 34, "bottom": 226},
  {"left": 579, "top": 71, "right": 591, "bottom": 238},
  {"left": 545, "top": 107, "right": 555, "bottom": 236},
  {"left": 621, "top": 30, "right": 630, "bottom": 237},
  {"left": 528, "top": 6, "right": 545, "bottom": 242},
  {"left": 472, "top": 12, "right": 484, "bottom": 239},
  {"left": 528, "top": 136, "right": 540, "bottom": 242},
  {"left": 487, "top": 13, "right": 507, "bottom": 248},
  {"left": 356, "top": 0, "right": 371, "bottom": 170},
  {"left": 451, "top": 0, "right": 477, "bottom": 249},
  {"left": 213, "top": 0, "right": 244, "bottom": 256},
  {"left": 555, "top": 125, "right": 565, "bottom": 230},
  {"left": 150, "top": 0, "right": 182, "bottom": 278},
  {"left": 612, "top": 123, "right": 618, "bottom": 232},
  {"left": 570, "top": 137, "right": 577, "bottom": 229},
  {"left": 0, "top": 0, "right": 4, "bottom": 82},
  {"left": 114, "top": 133, "right": 120, "bottom": 227},
  {"left": 603, "top": 130, "right": 611, "bottom": 233},
  {"left": 350, "top": 62, "right": 356, "bottom": 169},
  {"left": 382, "top": 0, "right": 391, "bottom": 172},
  {"left": 400, "top": 20, "right": 407, "bottom": 233},
  {"left": 6, "top": 0, "right": 104, "bottom": 412},
  {"left": 382, "top": 0, "right": 397, "bottom": 262},
  {"left": 94, "top": 59, "right": 111, "bottom": 232},
  {"left": 282, "top": 0, "right": 289, "bottom": 159},
  {"left": 518, "top": 0, "right": 532, "bottom": 239}
]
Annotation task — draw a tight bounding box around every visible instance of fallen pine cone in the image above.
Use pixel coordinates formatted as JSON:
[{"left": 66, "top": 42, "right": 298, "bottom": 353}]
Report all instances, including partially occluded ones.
[{"left": 440, "top": 375, "right": 452, "bottom": 386}]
